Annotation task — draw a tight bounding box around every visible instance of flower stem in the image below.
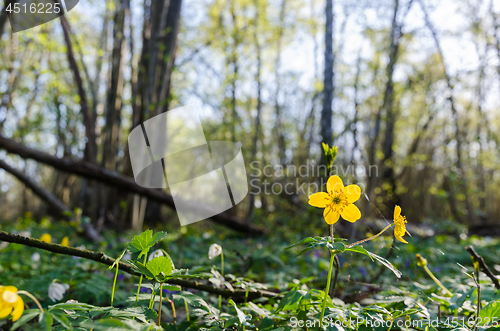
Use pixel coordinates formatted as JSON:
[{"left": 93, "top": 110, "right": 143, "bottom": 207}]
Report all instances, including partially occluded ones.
[
  {"left": 134, "top": 254, "right": 148, "bottom": 307},
  {"left": 218, "top": 251, "right": 224, "bottom": 312},
  {"left": 320, "top": 249, "right": 337, "bottom": 327},
  {"left": 346, "top": 224, "right": 394, "bottom": 248},
  {"left": 168, "top": 299, "right": 176, "bottom": 324},
  {"left": 111, "top": 263, "right": 119, "bottom": 306},
  {"left": 158, "top": 283, "right": 163, "bottom": 326},
  {"left": 17, "top": 290, "right": 43, "bottom": 313},
  {"left": 184, "top": 299, "right": 190, "bottom": 322},
  {"left": 423, "top": 265, "right": 453, "bottom": 297}
]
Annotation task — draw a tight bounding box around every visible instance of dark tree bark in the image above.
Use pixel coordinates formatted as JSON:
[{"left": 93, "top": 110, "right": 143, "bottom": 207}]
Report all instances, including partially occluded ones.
[
  {"left": 0, "top": 135, "right": 265, "bottom": 235},
  {"left": 274, "top": 0, "right": 287, "bottom": 164},
  {"left": 321, "top": 0, "right": 334, "bottom": 147},
  {"left": 60, "top": 16, "right": 97, "bottom": 163},
  {"left": 380, "top": 0, "right": 401, "bottom": 210},
  {"left": 102, "top": 0, "right": 127, "bottom": 171},
  {"left": 248, "top": 0, "right": 262, "bottom": 219},
  {"left": 0, "top": 0, "right": 14, "bottom": 44},
  {"left": 156, "top": 0, "right": 183, "bottom": 114}
]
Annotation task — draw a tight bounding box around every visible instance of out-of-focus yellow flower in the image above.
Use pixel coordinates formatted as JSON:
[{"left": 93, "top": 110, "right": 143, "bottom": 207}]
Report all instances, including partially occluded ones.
[
  {"left": 308, "top": 175, "right": 362, "bottom": 224},
  {"left": 39, "top": 233, "right": 51, "bottom": 243},
  {"left": 60, "top": 237, "right": 69, "bottom": 247},
  {"left": 0, "top": 286, "right": 24, "bottom": 321},
  {"left": 394, "top": 206, "right": 408, "bottom": 244},
  {"left": 416, "top": 254, "right": 427, "bottom": 267}
]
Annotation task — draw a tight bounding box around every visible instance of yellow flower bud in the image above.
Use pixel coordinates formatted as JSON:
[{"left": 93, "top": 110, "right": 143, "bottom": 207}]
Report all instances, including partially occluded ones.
[{"left": 416, "top": 254, "right": 427, "bottom": 267}]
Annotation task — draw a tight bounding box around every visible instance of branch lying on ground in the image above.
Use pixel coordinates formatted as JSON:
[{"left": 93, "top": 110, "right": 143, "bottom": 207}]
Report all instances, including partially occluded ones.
[
  {"left": 465, "top": 246, "right": 500, "bottom": 290},
  {"left": 0, "top": 135, "right": 265, "bottom": 235},
  {"left": 0, "top": 159, "right": 103, "bottom": 242},
  {"left": 0, "top": 231, "right": 278, "bottom": 299}
]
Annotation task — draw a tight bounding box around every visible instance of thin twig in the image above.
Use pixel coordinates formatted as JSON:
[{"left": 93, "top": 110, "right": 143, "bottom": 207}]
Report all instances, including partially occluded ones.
[{"left": 466, "top": 246, "right": 500, "bottom": 290}]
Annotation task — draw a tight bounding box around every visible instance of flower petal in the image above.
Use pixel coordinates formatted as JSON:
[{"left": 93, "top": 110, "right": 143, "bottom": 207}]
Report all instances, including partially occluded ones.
[
  {"left": 394, "top": 205, "right": 401, "bottom": 221},
  {"left": 323, "top": 207, "right": 340, "bottom": 225},
  {"left": 395, "top": 235, "right": 408, "bottom": 244},
  {"left": 340, "top": 204, "right": 361, "bottom": 223},
  {"left": 11, "top": 296, "right": 24, "bottom": 322},
  {"left": 327, "top": 175, "right": 344, "bottom": 195},
  {"left": 0, "top": 305, "right": 13, "bottom": 319},
  {"left": 308, "top": 192, "right": 331, "bottom": 208},
  {"left": 344, "top": 185, "right": 361, "bottom": 203}
]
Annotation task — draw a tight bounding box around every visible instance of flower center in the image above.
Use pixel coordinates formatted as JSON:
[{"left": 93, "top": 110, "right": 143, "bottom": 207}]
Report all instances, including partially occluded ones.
[{"left": 3, "top": 290, "right": 19, "bottom": 304}]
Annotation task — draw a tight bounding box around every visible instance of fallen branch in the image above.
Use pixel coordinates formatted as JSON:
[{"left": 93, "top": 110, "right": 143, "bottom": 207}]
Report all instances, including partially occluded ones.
[
  {"left": 0, "top": 159, "right": 103, "bottom": 242},
  {"left": 0, "top": 135, "right": 265, "bottom": 235},
  {"left": 465, "top": 246, "right": 500, "bottom": 290},
  {"left": 0, "top": 230, "right": 278, "bottom": 299}
]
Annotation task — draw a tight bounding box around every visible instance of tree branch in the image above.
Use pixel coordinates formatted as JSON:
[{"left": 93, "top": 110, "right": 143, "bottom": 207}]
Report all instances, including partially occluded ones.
[
  {"left": 0, "top": 135, "right": 265, "bottom": 235},
  {"left": 0, "top": 158, "right": 103, "bottom": 241},
  {"left": 465, "top": 246, "right": 500, "bottom": 290},
  {"left": 0, "top": 230, "right": 277, "bottom": 299}
]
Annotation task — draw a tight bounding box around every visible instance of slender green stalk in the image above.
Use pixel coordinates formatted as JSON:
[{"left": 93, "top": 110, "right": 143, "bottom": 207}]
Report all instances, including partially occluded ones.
[
  {"left": 169, "top": 299, "right": 177, "bottom": 324},
  {"left": 17, "top": 290, "right": 44, "bottom": 313},
  {"left": 218, "top": 251, "right": 224, "bottom": 311},
  {"left": 320, "top": 250, "right": 336, "bottom": 327},
  {"left": 158, "top": 283, "right": 163, "bottom": 326},
  {"left": 423, "top": 265, "right": 452, "bottom": 297},
  {"left": 184, "top": 299, "right": 190, "bottom": 322},
  {"left": 346, "top": 224, "right": 394, "bottom": 248},
  {"left": 387, "top": 319, "right": 394, "bottom": 331},
  {"left": 134, "top": 254, "right": 148, "bottom": 307},
  {"left": 111, "top": 264, "right": 119, "bottom": 306},
  {"left": 149, "top": 281, "right": 156, "bottom": 309}
]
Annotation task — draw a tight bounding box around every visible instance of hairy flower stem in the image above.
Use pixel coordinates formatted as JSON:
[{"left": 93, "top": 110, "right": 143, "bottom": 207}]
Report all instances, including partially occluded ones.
[
  {"left": 111, "top": 264, "right": 119, "bottom": 306},
  {"left": 134, "top": 254, "right": 148, "bottom": 307},
  {"left": 169, "top": 299, "right": 177, "bottom": 324},
  {"left": 423, "top": 265, "right": 453, "bottom": 297},
  {"left": 346, "top": 224, "right": 394, "bottom": 248},
  {"left": 320, "top": 250, "right": 337, "bottom": 327},
  {"left": 17, "top": 290, "right": 43, "bottom": 313},
  {"left": 158, "top": 283, "right": 163, "bottom": 326}
]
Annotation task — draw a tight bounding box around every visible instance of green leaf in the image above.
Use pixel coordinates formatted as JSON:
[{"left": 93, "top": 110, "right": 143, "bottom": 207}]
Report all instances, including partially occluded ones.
[
  {"left": 40, "top": 312, "right": 53, "bottom": 331},
  {"left": 127, "top": 230, "right": 168, "bottom": 257},
  {"left": 147, "top": 255, "right": 174, "bottom": 277},
  {"left": 109, "top": 249, "right": 127, "bottom": 270},
  {"left": 50, "top": 311, "right": 73, "bottom": 330},
  {"left": 479, "top": 300, "right": 500, "bottom": 325},
  {"left": 128, "top": 260, "right": 155, "bottom": 279},
  {"left": 11, "top": 310, "right": 41, "bottom": 330},
  {"left": 228, "top": 299, "right": 249, "bottom": 326},
  {"left": 284, "top": 237, "right": 317, "bottom": 251},
  {"left": 345, "top": 246, "right": 402, "bottom": 278}
]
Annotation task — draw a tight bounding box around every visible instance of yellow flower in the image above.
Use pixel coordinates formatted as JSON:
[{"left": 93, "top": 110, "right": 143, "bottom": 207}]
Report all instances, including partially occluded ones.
[
  {"left": 0, "top": 286, "right": 24, "bottom": 322},
  {"left": 308, "top": 175, "right": 362, "bottom": 224},
  {"left": 39, "top": 233, "right": 51, "bottom": 243},
  {"left": 60, "top": 237, "right": 69, "bottom": 247},
  {"left": 393, "top": 205, "right": 408, "bottom": 244}
]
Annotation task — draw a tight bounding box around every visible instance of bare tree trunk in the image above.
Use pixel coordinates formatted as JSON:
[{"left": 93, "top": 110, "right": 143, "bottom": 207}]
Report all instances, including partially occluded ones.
[
  {"left": 0, "top": 0, "right": 14, "bottom": 45},
  {"left": 321, "top": 0, "right": 334, "bottom": 147},
  {"left": 102, "top": 0, "right": 127, "bottom": 171},
  {"left": 60, "top": 16, "right": 97, "bottom": 164},
  {"left": 248, "top": 0, "right": 262, "bottom": 219},
  {"left": 157, "top": 0, "right": 183, "bottom": 114},
  {"left": 380, "top": 0, "right": 401, "bottom": 210},
  {"left": 419, "top": 0, "right": 475, "bottom": 223},
  {"left": 274, "top": 0, "right": 287, "bottom": 164}
]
